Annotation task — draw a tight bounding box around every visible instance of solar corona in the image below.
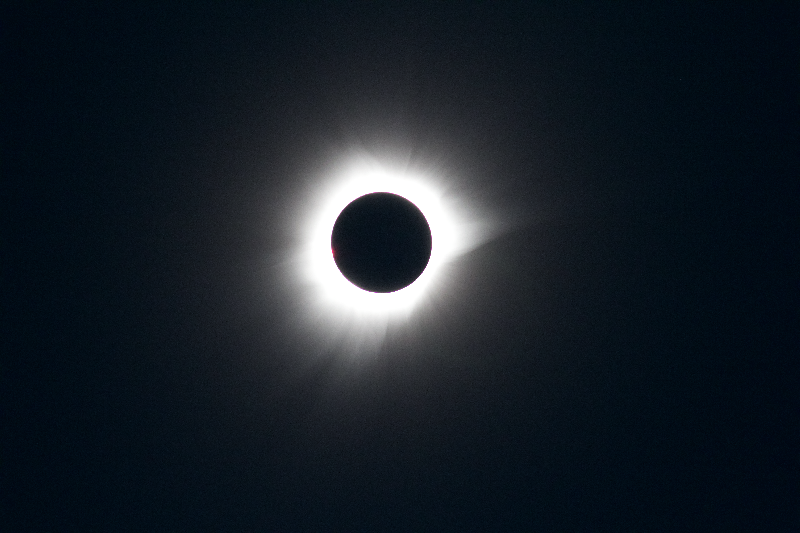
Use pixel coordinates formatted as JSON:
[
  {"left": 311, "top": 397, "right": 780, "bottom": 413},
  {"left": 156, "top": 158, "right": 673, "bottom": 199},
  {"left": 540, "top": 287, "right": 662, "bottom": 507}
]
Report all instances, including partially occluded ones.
[{"left": 285, "top": 152, "right": 493, "bottom": 354}]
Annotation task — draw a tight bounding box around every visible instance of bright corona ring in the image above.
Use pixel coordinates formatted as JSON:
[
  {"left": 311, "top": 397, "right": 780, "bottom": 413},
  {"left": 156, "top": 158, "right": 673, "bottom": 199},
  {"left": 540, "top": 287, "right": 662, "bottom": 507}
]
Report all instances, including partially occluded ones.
[{"left": 288, "top": 151, "right": 490, "bottom": 352}]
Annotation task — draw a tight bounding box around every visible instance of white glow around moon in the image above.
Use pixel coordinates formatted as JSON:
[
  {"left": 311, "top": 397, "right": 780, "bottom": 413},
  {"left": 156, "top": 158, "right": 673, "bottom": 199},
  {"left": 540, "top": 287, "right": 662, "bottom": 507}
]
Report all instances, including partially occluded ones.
[{"left": 283, "top": 149, "right": 495, "bottom": 354}]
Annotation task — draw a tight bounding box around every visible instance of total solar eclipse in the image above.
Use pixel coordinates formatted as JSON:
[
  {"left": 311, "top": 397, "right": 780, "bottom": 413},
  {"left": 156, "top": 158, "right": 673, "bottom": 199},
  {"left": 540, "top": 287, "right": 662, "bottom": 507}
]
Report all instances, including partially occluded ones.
[
  {"left": 331, "top": 192, "right": 432, "bottom": 293},
  {"left": 290, "top": 155, "right": 492, "bottom": 352}
]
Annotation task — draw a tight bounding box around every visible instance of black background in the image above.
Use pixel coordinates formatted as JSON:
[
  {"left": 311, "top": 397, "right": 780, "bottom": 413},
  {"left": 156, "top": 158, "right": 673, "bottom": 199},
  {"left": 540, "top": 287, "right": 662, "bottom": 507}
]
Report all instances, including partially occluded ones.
[{"left": 5, "top": 3, "right": 798, "bottom": 531}]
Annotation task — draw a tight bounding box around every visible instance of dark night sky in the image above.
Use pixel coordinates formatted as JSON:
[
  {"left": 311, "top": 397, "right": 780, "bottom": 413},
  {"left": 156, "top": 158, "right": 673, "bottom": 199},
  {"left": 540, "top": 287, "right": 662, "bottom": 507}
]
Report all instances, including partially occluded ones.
[{"left": 5, "top": 3, "right": 798, "bottom": 531}]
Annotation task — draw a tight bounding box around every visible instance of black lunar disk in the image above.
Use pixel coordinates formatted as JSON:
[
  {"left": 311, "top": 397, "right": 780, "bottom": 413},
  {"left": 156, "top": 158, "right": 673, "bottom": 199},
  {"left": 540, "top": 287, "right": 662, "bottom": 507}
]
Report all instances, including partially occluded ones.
[{"left": 331, "top": 192, "right": 432, "bottom": 293}]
